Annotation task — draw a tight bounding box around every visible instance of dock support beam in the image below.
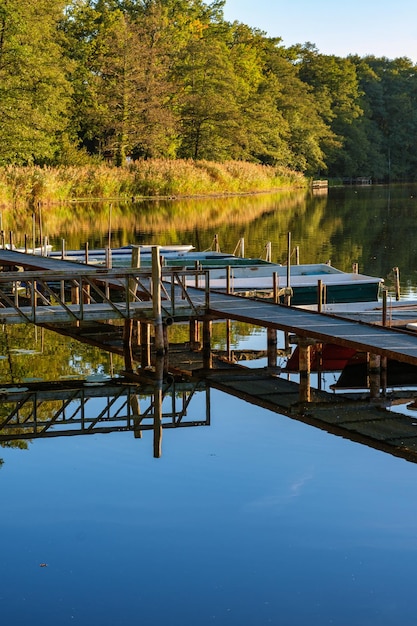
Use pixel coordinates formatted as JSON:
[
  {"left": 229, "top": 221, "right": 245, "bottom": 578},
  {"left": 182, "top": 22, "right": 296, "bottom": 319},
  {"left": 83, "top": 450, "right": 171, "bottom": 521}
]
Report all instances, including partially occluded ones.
[
  {"left": 267, "top": 328, "right": 277, "bottom": 368},
  {"left": 140, "top": 323, "right": 151, "bottom": 368},
  {"left": 152, "top": 246, "right": 165, "bottom": 356},
  {"left": 298, "top": 338, "right": 312, "bottom": 403},
  {"left": 202, "top": 318, "right": 212, "bottom": 369},
  {"left": 368, "top": 353, "right": 382, "bottom": 399}
]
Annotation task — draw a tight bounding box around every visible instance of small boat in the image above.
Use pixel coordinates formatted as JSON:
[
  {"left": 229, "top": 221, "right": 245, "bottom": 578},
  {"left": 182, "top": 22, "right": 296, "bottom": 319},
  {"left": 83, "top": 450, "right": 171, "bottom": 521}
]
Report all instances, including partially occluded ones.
[
  {"left": 47, "top": 244, "right": 195, "bottom": 265},
  {"left": 185, "top": 262, "right": 383, "bottom": 305}
]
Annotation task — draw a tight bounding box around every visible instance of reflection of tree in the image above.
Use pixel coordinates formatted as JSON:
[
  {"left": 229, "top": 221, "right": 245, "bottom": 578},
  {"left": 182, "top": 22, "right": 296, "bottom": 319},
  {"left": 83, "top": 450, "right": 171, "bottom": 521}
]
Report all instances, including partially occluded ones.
[
  {"left": 0, "top": 326, "right": 125, "bottom": 384},
  {"left": 2, "top": 184, "right": 417, "bottom": 292}
]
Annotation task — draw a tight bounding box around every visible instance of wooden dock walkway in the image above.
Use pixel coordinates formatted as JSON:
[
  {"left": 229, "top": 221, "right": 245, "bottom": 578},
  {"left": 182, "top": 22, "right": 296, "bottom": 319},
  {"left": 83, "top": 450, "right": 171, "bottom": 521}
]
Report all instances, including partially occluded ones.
[
  {"left": 2, "top": 247, "right": 417, "bottom": 372},
  {"left": 205, "top": 291, "right": 417, "bottom": 367}
]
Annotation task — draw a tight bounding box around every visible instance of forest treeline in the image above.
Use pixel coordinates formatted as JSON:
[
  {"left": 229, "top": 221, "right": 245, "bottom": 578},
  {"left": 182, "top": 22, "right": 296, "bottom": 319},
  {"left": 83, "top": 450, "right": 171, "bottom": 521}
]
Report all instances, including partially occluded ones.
[{"left": 1, "top": 0, "right": 417, "bottom": 182}]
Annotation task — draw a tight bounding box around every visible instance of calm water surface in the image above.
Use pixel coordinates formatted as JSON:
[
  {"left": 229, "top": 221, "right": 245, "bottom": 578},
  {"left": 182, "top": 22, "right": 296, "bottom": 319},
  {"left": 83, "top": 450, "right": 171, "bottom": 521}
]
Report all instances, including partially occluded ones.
[{"left": 2, "top": 184, "right": 417, "bottom": 625}]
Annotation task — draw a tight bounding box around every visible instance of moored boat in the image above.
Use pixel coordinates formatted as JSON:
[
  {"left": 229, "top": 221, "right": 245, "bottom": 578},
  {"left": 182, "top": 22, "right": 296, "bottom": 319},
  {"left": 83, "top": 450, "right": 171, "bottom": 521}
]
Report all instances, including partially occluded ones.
[{"left": 184, "top": 262, "right": 383, "bottom": 305}]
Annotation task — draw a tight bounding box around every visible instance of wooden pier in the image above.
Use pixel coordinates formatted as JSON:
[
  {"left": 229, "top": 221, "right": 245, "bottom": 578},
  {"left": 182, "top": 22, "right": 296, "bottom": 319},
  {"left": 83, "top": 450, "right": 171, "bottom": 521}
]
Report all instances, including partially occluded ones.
[{"left": 2, "top": 247, "right": 417, "bottom": 399}]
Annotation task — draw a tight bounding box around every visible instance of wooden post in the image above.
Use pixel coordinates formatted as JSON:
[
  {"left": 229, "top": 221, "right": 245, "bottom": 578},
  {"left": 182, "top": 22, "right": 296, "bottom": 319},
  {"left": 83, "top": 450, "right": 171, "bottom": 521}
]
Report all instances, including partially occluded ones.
[
  {"left": 152, "top": 246, "right": 165, "bottom": 356},
  {"left": 239, "top": 237, "right": 245, "bottom": 258},
  {"left": 189, "top": 318, "right": 200, "bottom": 350},
  {"left": 316, "top": 342, "right": 323, "bottom": 391},
  {"left": 382, "top": 288, "right": 388, "bottom": 326},
  {"left": 105, "top": 247, "right": 112, "bottom": 269},
  {"left": 393, "top": 266, "right": 400, "bottom": 301},
  {"left": 295, "top": 246, "right": 300, "bottom": 265},
  {"left": 381, "top": 356, "right": 388, "bottom": 395},
  {"left": 153, "top": 356, "right": 164, "bottom": 458},
  {"left": 267, "top": 328, "right": 277, "bottom": 368},
  {"left": 123, "top": 319, "right": 134, "bottom": 373},
  {"left": 32, "top": 213, "right": 36, "bottom": 252},
  {"left": 129, "top": 245, "right": 140, "bottom": 302},
  {"left": 317, "top": 279, "right": 323, "bottom": 313},
  {"left": 368, "top": 353, "right": 381, "bottom": 399},
  {"left": 84, "top": 242, "right": 89, "bottom": 265},
  {"left": 226, "top": 266, "right": 231, "bottom": 294},
  {"left": 61, "top": 239, "right": 65, "bottom": 260},
  {"left": 265, "top": 241, "right": 272, "bottom": 262},
  {"left": 24, "top": 234, "right": 28, "bottom": 254},
  {"left": 202, "top": 318, "right": 212, "bottom": 369},
  {"left": 140, "top": 323, "right": 151, "bottom": 368},
  {"left": 352, "top": 262, "right": 359, "bottom": 274},
  {"left": 298, "top": 338, "right": 311, "bottom": 403},
  {"left": 9, "top": 230, "right": 13, "bottom": 250},
  {"left": 214, "top": 234, "right": 220, "bottom": 252},
  {"left": 273, "top": 272, "right": 279, "bottom": 304},
  {"left": 286, "top": 231, "right": 291, "bottom": 289}
]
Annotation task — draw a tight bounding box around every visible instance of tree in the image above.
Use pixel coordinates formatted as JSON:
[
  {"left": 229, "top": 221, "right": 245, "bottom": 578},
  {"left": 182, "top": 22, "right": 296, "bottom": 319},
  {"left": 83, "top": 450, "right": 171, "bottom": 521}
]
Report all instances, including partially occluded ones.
[{"left": 0, "top": 0, "right": 71, "bottom": 164}]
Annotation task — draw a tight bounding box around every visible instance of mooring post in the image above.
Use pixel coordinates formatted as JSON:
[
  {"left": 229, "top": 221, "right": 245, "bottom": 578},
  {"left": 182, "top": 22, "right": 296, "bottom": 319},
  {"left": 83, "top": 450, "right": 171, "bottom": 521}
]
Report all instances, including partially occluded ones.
[
  {"left": 265, "top": 241, "right": 272, "bottom": 262},
  {"left": 382, "top": 288, "right": 388, "bottom": 326},
  {"left": 298, "top": 338, "right": 312, "bottom": 403},
  {"left": 84, "top": 242, "right": 89, "bottom": 264},
  {"left": 317, "top": 279, "right": 323, "bottom": 313},
  {"left": 286, "top": 231, "right": 291, "bottom": 289},
  {"left": 267, "top": 328, "right": 277, "bottom": 368},
  {"left": 226, "top": 266, "right": 231, "bottom": 294},
  {"left": 273, "top": 272, "right": 279, "bottom": 304},
  {"left": 393, "top": 266, "right": 400, "bottom": 301},
  {"left": 152, "top": 246, "right": 165, "bottom": 356}
]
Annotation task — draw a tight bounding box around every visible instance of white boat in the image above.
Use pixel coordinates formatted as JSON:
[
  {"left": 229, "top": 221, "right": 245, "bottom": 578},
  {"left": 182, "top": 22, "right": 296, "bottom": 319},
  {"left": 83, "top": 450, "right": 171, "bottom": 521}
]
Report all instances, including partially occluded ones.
[
  {"left": 48, "top": 244, "right": 195, "bottom": 264},
  {"left": 185, "top": 262, "right": 383, "bottom": 305}
]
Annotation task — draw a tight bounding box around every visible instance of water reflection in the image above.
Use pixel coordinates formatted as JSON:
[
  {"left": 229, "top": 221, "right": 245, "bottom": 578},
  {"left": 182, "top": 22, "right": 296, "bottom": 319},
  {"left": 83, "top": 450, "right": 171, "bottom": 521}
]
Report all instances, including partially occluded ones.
[
  {"left": 0, "top": 378, "right": 209, "bottom": 459},
  {"left": 2, "top": 370, "right": 417, "bottom": 466}
]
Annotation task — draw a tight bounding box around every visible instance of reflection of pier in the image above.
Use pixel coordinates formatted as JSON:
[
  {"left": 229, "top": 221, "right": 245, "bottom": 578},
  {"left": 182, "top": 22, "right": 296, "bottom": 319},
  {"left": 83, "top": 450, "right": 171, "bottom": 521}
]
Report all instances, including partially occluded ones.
[
  {"left": 2, "top": 373, "right": 417, "bottom": 465},
  {"left": 205, "top": 368, "right": 417, "bottom": 465},
  {"left": 0, "top": 379, "right": 209, "bottom": 458}
]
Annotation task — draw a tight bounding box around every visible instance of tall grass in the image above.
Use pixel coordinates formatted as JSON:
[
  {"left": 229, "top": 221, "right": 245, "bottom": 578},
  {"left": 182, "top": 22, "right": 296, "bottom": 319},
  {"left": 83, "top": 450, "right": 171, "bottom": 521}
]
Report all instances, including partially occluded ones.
[{"left": 0, "top": 160, "right": 307, "bottom": 208}]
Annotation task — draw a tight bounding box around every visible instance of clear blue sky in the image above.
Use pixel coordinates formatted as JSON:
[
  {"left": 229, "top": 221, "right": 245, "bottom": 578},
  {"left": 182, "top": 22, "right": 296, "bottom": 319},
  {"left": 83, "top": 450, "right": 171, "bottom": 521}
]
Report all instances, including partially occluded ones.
[{"left": 222, "top": 0, "right": 417, "bottom": 62}]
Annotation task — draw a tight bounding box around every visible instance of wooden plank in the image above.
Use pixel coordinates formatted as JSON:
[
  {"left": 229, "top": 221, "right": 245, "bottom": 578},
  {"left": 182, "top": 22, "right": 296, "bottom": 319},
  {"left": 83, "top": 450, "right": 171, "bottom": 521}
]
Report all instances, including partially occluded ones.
[{"left": 205, "top": 291, "right": 417, "bottom": 366}]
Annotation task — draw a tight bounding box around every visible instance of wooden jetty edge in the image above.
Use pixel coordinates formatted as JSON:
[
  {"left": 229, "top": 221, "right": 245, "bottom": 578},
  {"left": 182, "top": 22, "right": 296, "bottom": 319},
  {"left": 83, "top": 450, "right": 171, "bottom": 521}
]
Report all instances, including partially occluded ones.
[{"left": 2, "top": 246, "right": 417, "bottom": 461}]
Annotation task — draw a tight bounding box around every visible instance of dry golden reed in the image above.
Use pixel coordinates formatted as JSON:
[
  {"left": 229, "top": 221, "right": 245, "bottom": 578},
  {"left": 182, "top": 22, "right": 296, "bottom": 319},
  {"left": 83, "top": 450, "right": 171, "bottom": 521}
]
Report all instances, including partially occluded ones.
[{"left": 0, "top": 160, "right": 306, "bottom": 208}]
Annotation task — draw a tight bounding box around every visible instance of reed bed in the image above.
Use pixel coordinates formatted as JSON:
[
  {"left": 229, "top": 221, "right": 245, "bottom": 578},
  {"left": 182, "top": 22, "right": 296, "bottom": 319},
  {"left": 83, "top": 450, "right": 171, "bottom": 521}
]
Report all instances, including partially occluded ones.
[{"left": 0, "top": 160, "right": 306, "bottom": 208}]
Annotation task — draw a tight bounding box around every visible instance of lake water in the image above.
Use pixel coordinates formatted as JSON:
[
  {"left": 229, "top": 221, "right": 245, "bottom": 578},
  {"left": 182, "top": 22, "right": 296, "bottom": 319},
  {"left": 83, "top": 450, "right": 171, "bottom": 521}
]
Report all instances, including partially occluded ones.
[{"left": 2, "top": 184, "right": 417, "bottom": 625}]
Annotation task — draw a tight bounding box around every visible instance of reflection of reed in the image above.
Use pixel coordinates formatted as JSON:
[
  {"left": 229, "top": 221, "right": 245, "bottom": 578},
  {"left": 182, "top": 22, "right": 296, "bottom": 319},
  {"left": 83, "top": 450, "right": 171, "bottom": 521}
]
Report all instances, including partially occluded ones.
[{"left": 0, "top": 191, "right": 307, "bottom": 240}]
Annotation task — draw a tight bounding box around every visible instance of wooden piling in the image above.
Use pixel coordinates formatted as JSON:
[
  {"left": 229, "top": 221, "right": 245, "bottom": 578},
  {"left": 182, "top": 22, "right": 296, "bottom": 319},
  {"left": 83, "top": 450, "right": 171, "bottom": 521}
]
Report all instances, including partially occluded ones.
[
  {"left": 368, "top": 353, "right": 381, "bottom": 399},
  {"left": 202, "top": 318, "right": 212, "bottom": 369},
  {"left": 267, "top": 328, "right": 277, "bottom": 368},
  {"left": 140, "top": 323, "right": 151, "bottom": 368},
  {"left": 393, "top": 266, "right": 400, "bottom": 301},
  {"left": 189, "top": 318, "right": 200, "bottom": 350},
  {"left": 152, "top": 246, "right": 165, "bottom": 356},
  {"left": 265, "top": 241, "right": 272, "bottom": 263},
  {"left": 298, "top": 338, "right": 312, "bottom": 403}
]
